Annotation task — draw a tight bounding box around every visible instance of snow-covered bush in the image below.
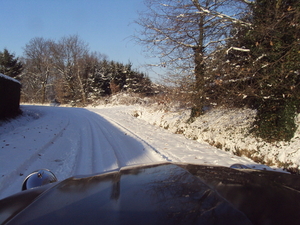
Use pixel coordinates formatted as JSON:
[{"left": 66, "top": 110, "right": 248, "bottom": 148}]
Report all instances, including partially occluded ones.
[{"left": 129, "top": 103, "right": 300, "bottom": 172}]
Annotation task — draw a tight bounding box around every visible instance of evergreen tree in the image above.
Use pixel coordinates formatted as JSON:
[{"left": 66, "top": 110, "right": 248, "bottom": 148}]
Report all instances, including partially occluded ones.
[
  {"left": 230, "top": 0, "right": 300, "bottom": 141},
  {"left": 210, "top": 0, "right": 299, "bottom": 141},
  {"left": 249, "top": 0, "right": 299, "bottom": 141},
  {"left": 0, "top": 49, "right": 23, "bottom": 79}
]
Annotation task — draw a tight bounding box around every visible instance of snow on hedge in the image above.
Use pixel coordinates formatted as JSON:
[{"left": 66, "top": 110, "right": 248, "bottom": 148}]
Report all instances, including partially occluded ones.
[
  {"left": 128, "top": 105, "right": 300, "bottom": 170},
  {"left": 95, "top": 93, "right": 300, "bottom": 171}
]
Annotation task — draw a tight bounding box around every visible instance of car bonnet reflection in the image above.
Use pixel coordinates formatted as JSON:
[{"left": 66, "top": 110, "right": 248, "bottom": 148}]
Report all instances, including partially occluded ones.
[{"left": 6, "top": 163, "right": 252, "bottom": 225}]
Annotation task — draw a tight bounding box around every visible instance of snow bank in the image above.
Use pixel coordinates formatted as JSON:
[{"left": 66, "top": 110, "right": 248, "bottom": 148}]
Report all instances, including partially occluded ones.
[{"left": 124, "top": 104, "right": 300, "bottom": 171}]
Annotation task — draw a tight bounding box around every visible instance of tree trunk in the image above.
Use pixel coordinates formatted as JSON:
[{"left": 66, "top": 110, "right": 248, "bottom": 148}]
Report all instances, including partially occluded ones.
[
  {"left": 191, "top": 13, "right": 205, "bottom": 118},
  {"left": 77, "top": 68, "right": 86, "bottom": 106},
  {"left": 191, "top": 46, "right": 205, "bottom": 117}
]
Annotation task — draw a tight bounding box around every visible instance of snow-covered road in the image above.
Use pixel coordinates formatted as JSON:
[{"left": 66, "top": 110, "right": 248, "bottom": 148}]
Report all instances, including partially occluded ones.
[{"left": 0, "top": 105, "right": 259, "bottom": 200}]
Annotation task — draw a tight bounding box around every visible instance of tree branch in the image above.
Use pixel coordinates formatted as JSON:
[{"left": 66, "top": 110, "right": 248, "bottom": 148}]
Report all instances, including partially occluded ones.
[
  {"left": 226, "top": 46, "right": 250, "bottom": 54},
  {"left": 192, "top": 0, "right": 252, "bottom": 27}
]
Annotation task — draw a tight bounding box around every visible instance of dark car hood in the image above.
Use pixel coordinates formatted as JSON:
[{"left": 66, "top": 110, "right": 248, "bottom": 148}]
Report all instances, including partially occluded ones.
[{"left": 1, "top": 162, "right": 300, "bottom": 225}]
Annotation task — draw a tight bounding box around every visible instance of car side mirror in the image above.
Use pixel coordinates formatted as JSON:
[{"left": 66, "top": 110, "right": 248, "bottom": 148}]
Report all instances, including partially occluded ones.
[{"left": 22, "top": 169, "right": 57, "bottom": 191}]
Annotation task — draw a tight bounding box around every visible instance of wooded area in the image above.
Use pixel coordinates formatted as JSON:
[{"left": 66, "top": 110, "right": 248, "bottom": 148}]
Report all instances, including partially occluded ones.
[
  {"left": 135, "top": 0, "right": 299, "bottom": 141},
  {"left": 21, "top": 35, "right": 154, "bottom": 106},
  {"left": 0, "top": 36, "right": 153, "bottom": 107},
  {"left": 0, "top": 0, "right": 299, "bottom": 142}
]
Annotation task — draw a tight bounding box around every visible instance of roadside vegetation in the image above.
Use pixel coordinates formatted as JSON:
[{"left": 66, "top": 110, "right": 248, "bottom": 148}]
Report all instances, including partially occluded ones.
[
  {"left": 97, "top": 92, "right": 300, "bottom": 173},
  {"left": 0, "top": 0, "right": 299, "bottom": 147},
  {"left": 134, "top": 0, "right": 299, "bottom": 143}
]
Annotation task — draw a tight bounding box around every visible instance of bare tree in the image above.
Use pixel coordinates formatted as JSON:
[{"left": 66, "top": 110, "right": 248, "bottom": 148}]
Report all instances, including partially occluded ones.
[
  {"left": 23, "top": 37, "right": 54, "bottom": 103},
  {"left": 135, "top": 0, "right": 250, "bottom": 115},
  {"left": 51, "top": 35, "right": 90, "bottom": 105}
]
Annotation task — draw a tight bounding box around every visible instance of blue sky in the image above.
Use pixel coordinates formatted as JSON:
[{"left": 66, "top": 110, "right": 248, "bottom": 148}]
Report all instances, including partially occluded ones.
[{"left": 0, "top": 0, "right": 160, "bottom": 80}]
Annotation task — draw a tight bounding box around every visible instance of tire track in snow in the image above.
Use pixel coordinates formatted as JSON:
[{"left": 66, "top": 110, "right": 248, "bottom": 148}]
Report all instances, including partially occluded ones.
[
  {"left": 0, "top": 111, "right": 71, "bottom": 196},
  {"left": 96, "top": 113, "right": 175, "bottom": 162},
  {"left": 88, "top": 115, "right": 121, "bottom": 169},
  {"left": 86, "top": 112, "right": 164, "bottom": 168},
  {"left": 0, "top": 107, "right": 165, "bottom": 199},
  {"left": 90, "top": 112, "right": 172, "bottom": 163},
  {"left": 72, "top": 114, "right": 95, "bottom": 175},
  {"left": 71, "top": 110, "right": 120, "bottom": 175}
]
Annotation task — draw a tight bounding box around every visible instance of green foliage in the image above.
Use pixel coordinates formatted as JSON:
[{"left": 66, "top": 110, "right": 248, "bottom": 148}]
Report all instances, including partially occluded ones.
[
  {"left": 252, "top": 99, "right": 298, "bottom": 142},
  {"left": 220, "top": 0, "right": 300, "bottom": 142},
  {"left": 0, "top": 49, "right": 23, "bottom": 79},
  {"left": 88, "top": 60, "right": 153, "bottom": 98},
  {"left": 249, "top": 0, "right": 299, "bottom": 142},
  {"left": 247, "top": 0, "right": 299, "bottom": 98}
]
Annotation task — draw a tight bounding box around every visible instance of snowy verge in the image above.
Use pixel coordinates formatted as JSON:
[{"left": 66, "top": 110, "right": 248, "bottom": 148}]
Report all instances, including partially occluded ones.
[
  {"left": 127, "top": 105, "right": 300, "bottom": 171},
  {"left": 89, "top": 93, "right": 300, "bottom": 172}
]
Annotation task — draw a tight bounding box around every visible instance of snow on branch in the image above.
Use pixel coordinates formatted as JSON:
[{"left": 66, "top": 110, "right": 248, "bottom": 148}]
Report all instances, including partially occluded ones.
[
  {"left": 226, "top": 46, "right": 250, "bottom": 54},
  {"left": 191, "top": 0, "right": 252, "bottom": 27},
  {"left": 241, "top": 0, "right": 255, "bottom": 5},
  {"left": 160, "top": 3, "right": 170, "bottom": 7}
]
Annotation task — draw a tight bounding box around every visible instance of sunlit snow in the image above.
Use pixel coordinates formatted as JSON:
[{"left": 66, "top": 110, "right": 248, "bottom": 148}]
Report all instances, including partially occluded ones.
[{"left": 0, "top": 100, "right": 294, "bottom": 200}]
